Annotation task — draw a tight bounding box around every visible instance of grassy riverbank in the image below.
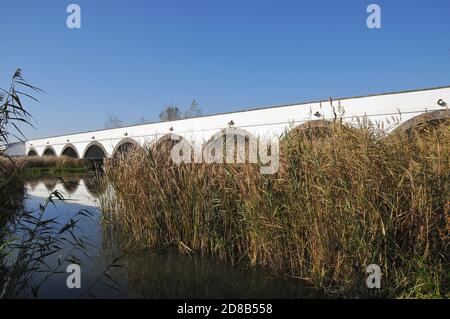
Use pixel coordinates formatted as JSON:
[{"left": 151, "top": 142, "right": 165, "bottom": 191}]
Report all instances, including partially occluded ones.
[
  {"left": 0, "top": 156, "right": 88, "bottom": 177},
  {"left": 101, "top": 121, "right": 449, "bottom": 298}
]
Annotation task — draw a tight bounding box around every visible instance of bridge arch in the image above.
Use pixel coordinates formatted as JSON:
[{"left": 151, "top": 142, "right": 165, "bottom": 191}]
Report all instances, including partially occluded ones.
[
  {"left": 82, "top": 141, "right": 108, "bottom": 160},
  {"left": 152, "top": 133, "right": 194, "bottom": 153},
  {"left": 61, "top": 177, "right": 80, "bottom": 194},
  {"left": 112, "top": 138, "right": 141, "bottom": 158},
  {"left": 42, "top": 146, "right": 56, "bottom": 157},
  {"left": 61, "top": 144, "right": 80, "bottom": 158},
  {"left": 282, "top": 119, "right": 339, "bottom": 141},
  {"left": 27, "top": 148, "right": 38, "bottom": 157},
  {"left": 204, "top": 127, "right": 258, "bottom": 164},
  {"left": 205, "top": 127, "right": 258, "bottom": 145},
  {"left": 391, "top": 109, "right": 449, "bottom": 136},
  {"left": 83, "top": 176, "right": 100, "bottom": 197},
  {"left": 42, "top": 177, "right": 58, "bottom": 191},
  {"left": 150, "top": 133, "right": 193, "bottom": 163},
  {"left": 153, "top": 133, "right": 187, "bottom": 148},
  {"left": 26, "top": 178, "right": 39, "bottom": 190}
]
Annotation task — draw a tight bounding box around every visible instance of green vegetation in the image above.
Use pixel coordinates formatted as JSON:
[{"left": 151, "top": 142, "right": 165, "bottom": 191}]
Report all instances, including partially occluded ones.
[
  {"left": 1, "top": 68, "right": 448, "bottom": 298},
  {"left": 102, "top": 120, "right": 449, "bottom": 298},
  {"left": 0, "top": 69, "right": 102, "bottom": 298},
  {"left": 0, "top": 192, "right": 94, "bottom": 298},
  {"left": 1, "top": 69, "right": 39, "bottom": 214},
  {"left": 0, "top": 156, "right": 88, "bottom": 178},
  {"left": 21, "top": 166, "right": 88, "bottom": 177}
]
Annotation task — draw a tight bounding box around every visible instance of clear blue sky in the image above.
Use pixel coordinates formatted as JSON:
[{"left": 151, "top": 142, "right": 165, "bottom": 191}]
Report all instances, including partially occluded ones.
[{"left": 1, "top": 0, "right": 449, "bottom": 139}]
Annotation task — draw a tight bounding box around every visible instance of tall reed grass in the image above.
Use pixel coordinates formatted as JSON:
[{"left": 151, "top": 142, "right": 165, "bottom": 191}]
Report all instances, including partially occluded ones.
[
  {"left": 0, "top": 156, "right": 86, "bottom": 171},
  {"left": 101, "top": 120, "right": 449, "bottom": 298}
]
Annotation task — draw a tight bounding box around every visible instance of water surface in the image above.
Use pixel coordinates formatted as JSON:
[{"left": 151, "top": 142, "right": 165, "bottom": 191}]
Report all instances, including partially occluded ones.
[{"left": 16, "top": 175, "right": 321, "bottom": 298}]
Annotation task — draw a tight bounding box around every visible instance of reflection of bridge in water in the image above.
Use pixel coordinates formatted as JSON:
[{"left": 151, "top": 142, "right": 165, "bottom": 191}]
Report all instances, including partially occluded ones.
[{"left": 26, "top": 176, "right": 101, "bottom": 207}]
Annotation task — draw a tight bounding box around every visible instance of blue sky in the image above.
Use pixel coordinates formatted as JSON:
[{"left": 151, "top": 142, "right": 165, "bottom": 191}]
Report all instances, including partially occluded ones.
[{"left": 1, "top": 0, "right": 449, "bottom": 139}]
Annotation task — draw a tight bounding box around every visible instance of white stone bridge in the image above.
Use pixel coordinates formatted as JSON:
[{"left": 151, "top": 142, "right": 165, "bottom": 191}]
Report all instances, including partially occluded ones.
[{"left": 5, "top": 86, "right": 450, "bottom": 159}]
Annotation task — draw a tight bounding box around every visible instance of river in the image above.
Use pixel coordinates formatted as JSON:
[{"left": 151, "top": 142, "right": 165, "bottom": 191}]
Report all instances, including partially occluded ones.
[{"left": 10, "top": 175, "right": 321, "bottom": 298}]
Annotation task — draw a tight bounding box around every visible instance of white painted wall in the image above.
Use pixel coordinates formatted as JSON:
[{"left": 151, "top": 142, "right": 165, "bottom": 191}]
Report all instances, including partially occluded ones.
[{"left": 8, "top": 86, "right": 450, "bottom": 158}]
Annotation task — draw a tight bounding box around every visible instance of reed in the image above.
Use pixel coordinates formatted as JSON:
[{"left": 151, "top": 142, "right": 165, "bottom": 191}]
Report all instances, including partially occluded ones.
[
  {"left": 0, "top": 70, "right": 110, "bottom": 298},
  {"left": 0, "top": 156, "right": 88, "bottom": 178},
  {"left": 101, "top": 120, "right": 449, "bottom": 298},
  {"left": 0, "top": 156, "right": 86, "bottom": 170}
]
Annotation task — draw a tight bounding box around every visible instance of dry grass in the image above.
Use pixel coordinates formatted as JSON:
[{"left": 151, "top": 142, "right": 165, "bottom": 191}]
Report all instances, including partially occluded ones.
[
  {"left": 0, "top": 156, "right": 86, "bottom": 172},
  {"left": 101, "top": 121, "right": 449, "bottom": 298}
]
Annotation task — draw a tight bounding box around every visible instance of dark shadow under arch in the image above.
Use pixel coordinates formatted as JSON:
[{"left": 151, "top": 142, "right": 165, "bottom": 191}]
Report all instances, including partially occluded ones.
[
  {"left": 391, "top": 109, "right": 449, "bottom": 136},
  {"left": 61, "top": 144, "right": 79, "bottom": 158},
  {"left": 26, "top": 178, "right": 39, "bottom": 190},
  {"left": 282, "top": 120, "right": 338, "bottom": 141},
  {"left": 153, "top": 133, "right": 186, "bottom": 148},
  {"left": 43, "top": 146, "right": 56, "bottom": 157},
  {"left": 205, "top": 128, "right": 257, "bottom": 145},
  {"left": 83, "top": 176, "right": 101, "bottom": 197},
  {"left": 83, "top": 141, "right": 107, "bottom": 160},
  {"left": 112, "top": 138, "right": 141, "bottom": 158},
  {"left": 27, "top": 148, "right": 38, "bottom": 157},
  {"left": 61, "top": 176, "right": 80, "bottom": 194},
  {"left": 204, "top": 128, "right": 258, "bottom": 164},
  {"left": 151, "top": 133, "right": 193, "bottom": 163},
  {"left": 42, "top": 177, "right": 58, "bottom": 191}
]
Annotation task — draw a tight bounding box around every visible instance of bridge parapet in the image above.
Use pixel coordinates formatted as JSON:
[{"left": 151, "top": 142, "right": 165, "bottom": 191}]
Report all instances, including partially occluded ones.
[{"left": 6, "top": 86, "right": 449, "bottom": 158}]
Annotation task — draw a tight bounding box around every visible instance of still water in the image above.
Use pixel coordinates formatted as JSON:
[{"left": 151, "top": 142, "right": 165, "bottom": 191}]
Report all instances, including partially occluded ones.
[{"left": 20, "top": 175, "right": 320, "bottom": 298}]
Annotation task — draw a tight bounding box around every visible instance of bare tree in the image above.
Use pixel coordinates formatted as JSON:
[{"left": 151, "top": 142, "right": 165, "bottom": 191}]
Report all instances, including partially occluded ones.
[
  {"left": 104, "top": 112, "right": 124, "bottom": 129},
  {"left": 135, "top": 116, "right": 150, "bottom": 125},
  {"left": 184, "top": 99, "right": 202, "bottom": 118},
  {"left": 159, "top": 105, "right": 182, "bottom": 122}
]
